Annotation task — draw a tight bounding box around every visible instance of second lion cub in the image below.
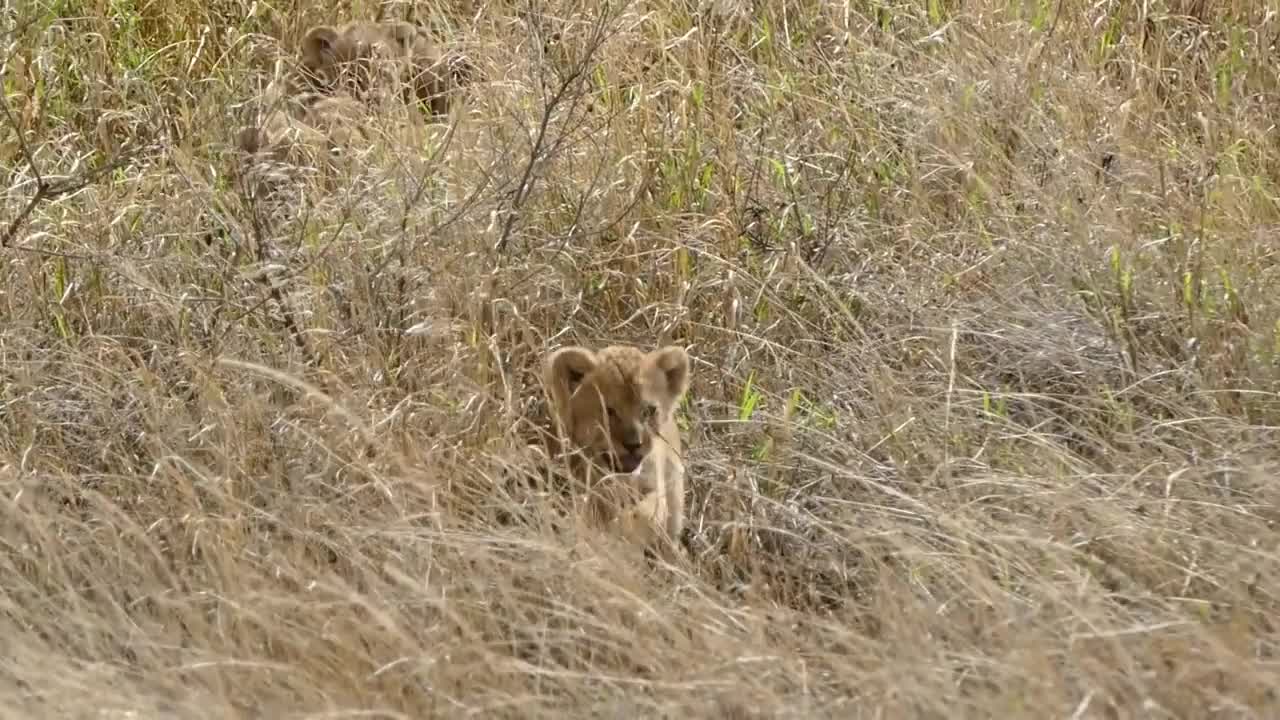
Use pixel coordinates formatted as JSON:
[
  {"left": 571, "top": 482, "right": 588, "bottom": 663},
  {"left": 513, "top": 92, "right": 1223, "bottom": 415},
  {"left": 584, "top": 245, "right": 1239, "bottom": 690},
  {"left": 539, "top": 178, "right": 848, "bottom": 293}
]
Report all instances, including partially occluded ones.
[
  {"left": 297, "top": 20, "right": 472, "bottom": 118},
  {"left": 543, "top": 344, "right": 691, "bottom": 551}
]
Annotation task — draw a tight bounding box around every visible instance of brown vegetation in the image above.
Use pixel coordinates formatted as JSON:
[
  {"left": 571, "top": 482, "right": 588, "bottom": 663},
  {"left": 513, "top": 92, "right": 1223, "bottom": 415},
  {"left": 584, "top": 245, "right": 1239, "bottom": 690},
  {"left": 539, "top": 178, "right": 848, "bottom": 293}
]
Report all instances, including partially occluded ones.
[{"left": 1, "top": 1, "right": 1279, "bottom": 717}]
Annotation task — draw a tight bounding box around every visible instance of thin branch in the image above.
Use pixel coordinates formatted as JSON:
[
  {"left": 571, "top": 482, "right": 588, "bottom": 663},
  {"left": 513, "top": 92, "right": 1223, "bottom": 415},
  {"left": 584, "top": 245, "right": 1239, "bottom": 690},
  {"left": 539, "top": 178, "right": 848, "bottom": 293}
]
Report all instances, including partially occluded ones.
[
  {"left": 1, "top": 42, "right": 143, "bottom": 248},
  {"left": 493, "top": 2, "right": 626, "bottom": 255}
]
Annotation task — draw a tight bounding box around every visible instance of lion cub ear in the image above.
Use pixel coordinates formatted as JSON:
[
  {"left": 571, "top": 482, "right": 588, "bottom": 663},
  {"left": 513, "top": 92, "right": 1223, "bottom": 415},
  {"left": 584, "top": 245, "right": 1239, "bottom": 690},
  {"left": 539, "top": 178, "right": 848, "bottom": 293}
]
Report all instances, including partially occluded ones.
[
  {"left": 648, "top": 346, "right": 690, "bottom": 401},
  {"left": 544, "top": 346, "right": 598, "bottom": 400},
  {"left": 302, "top": 26, "right": 341, "bottom": 59}
]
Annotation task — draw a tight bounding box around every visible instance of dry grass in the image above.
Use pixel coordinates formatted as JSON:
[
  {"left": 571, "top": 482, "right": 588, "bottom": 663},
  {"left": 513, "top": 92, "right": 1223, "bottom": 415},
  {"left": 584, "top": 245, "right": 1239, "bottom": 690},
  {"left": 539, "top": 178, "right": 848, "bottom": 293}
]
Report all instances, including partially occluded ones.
[{"left": 3, "top": 0, "right": 1280, "bottom": 717}]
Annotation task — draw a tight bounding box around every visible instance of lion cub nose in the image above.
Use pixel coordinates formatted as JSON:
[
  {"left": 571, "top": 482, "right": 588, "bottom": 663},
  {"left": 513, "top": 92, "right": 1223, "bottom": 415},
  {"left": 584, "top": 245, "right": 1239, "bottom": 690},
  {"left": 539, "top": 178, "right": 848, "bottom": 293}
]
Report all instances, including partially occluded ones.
[{"left": 621, "top": 425, "right": 643, "bottom": 453}]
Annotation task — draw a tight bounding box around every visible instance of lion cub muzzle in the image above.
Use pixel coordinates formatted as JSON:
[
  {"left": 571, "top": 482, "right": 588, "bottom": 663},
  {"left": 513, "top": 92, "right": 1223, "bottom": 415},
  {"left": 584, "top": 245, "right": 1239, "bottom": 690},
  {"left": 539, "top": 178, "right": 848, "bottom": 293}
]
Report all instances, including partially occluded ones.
[{"left": 606, "top": 418, "right": 650, "bottom": 473}]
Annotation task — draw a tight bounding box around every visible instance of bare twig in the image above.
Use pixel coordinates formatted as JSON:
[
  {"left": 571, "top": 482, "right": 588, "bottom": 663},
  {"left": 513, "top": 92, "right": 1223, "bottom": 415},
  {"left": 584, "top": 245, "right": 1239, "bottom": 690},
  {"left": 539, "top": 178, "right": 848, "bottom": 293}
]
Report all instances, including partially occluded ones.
[
  {"left": 493, "top": 2, "right": 627, "bottom": 255},
  {"left": 1, "top": 74, "right": 141, "bottom": 249}
]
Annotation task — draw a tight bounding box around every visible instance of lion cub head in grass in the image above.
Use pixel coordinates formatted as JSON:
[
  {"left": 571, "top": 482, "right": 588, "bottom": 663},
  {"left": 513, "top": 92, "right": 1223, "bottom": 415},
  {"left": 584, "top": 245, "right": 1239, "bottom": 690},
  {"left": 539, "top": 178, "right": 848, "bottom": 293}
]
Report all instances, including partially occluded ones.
[
  {"left": 297, "top": 21, "right": 475, "bottom": 118},
  {"left": 232, "top": 91, "right": 375, "bottom": 196},
  {"left": 236, "top": 92, "right": 369, "bottom": 165},
  {"left": 543, "top": 344, "right": 692, "bottom": 549},
  {"left": 234, "top": 20, "right": 475, "bottom": 183}
]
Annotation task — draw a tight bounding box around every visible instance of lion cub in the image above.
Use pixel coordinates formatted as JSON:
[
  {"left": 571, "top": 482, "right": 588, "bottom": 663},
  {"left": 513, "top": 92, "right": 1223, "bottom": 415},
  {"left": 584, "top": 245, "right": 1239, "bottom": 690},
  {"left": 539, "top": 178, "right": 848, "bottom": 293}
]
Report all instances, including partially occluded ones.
[
  {"left": 543, "top": 344, "right": 691, "bottom": 551},
  {"left": 236, "top": 92, "right": 370, "bottom": 167},
  {"left": 296, "top": 21, "right": 472, "bottom": 118},
  {"left": 235, "top": 20, "right": 473, "bottom": 180}
]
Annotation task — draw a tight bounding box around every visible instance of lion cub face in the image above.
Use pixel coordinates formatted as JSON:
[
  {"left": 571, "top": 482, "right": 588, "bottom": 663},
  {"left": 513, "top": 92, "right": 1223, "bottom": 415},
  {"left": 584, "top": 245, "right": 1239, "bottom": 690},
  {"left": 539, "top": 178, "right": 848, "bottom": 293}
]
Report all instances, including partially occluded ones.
[
  {"left": 235, "top": 92, "right": 371, "bottom": 187},
  {"left": 544, "top": 345, "right": 690, "bottom": 475},
  {"left": 297, "top": 21, "right": 470, "bottom": 117}
]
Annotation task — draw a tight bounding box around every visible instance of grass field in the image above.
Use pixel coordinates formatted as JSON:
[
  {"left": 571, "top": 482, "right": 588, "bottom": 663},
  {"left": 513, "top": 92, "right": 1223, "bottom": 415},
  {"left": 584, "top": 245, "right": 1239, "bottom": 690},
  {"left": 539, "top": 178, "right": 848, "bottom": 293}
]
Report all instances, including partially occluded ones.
[{"left": 3, "top": 0, "right": 1280, "bottom": 717}]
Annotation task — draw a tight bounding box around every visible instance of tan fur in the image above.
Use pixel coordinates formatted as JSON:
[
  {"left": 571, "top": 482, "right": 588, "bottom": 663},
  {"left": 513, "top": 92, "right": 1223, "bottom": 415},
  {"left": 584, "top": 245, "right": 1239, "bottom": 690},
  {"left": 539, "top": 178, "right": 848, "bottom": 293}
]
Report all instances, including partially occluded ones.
[
  {"left": 237, "top": 92, "right": 370, "bottom": 164},
  {"left": 233, "top": 19, "right": 475, "bottom": 187},
  {"left": 296, "top": 21, "right": 473, "bottom": 118},
  {"left": 233, "top": 91, "right": 374, "bottom": 195},
  {"left": 542, "top": 344, "right": 691, "bottom": 551}
]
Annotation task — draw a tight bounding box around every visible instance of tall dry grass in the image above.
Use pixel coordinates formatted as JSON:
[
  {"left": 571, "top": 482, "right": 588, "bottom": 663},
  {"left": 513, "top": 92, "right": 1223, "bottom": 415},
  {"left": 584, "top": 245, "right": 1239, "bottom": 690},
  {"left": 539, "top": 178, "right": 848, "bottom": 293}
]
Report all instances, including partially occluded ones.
[{"left": 2, "top": 0, "right": 1279, "bottom": 717}]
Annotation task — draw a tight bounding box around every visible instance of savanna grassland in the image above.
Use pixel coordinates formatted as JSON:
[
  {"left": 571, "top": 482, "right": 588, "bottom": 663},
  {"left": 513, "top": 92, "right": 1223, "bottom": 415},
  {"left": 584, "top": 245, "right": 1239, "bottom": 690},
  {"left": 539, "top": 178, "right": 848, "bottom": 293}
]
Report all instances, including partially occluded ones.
[{"left": 2, "top": 0, "right": 1280, "bottom": 717}]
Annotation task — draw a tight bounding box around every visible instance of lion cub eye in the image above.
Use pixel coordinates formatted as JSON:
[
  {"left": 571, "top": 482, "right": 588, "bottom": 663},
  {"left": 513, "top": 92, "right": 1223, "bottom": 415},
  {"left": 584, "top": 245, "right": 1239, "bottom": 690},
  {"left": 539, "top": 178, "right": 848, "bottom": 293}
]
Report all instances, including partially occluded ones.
[
  {"left": 606, "top": 407, "right": 619, "bottom": 422},
  {"left": 642, "top": 403, "right": 657, "bottom": 420}
]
